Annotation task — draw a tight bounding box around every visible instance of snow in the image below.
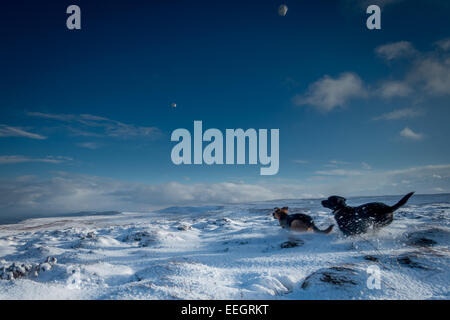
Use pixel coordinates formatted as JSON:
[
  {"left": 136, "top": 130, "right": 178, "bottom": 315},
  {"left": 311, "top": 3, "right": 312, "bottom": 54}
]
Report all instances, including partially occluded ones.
[{"left": 0, "top": 194, "right": 449, "bottom": 300}]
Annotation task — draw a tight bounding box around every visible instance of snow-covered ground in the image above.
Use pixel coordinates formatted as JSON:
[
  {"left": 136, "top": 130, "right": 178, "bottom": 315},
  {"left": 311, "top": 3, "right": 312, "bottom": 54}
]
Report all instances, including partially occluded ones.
[{"left": 0, "top": 194, "right": 449, "bottom": 300}]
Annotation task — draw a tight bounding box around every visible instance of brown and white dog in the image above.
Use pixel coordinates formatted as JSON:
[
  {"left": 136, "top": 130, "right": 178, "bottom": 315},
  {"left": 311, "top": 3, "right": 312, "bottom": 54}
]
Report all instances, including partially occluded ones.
[{"left": 272, "top": 207, "right": 334, "bottom": 234}]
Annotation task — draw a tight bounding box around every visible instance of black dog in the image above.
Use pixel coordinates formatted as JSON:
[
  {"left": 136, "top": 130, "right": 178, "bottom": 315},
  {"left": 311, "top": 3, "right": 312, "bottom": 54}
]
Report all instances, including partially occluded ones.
[{"left": 321, "top": 192, "right": 414, "bottom": 236}]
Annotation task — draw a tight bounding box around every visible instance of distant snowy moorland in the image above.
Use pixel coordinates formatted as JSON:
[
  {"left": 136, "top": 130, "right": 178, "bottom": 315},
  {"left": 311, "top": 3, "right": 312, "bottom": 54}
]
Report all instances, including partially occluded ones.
[{"left": 0, "top": 194, "right": 449, "bottom": 300}]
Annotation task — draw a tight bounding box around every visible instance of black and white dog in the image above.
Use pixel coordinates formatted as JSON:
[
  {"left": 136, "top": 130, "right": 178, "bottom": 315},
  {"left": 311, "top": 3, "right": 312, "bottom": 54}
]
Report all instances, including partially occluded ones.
[{"left": 321, "top": 192, "right": 414, "bottom": 236}]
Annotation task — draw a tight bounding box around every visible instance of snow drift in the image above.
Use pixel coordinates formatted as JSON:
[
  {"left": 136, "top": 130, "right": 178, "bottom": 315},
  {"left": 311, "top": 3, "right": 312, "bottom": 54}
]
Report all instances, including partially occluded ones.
[{"left": 0, "top": 194, "right": 448, "bottom": 300}]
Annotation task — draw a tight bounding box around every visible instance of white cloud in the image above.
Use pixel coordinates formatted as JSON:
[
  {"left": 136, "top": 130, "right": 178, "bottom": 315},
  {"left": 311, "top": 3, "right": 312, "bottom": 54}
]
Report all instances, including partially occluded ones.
[
  {"left": 26, "top": 112, "right": 75, "bottom": 122},
  {"left": 315, "top": 169, "right": 363, "bottom": 176},
  {"left": 323, "top": 160, "right": 352, "bottom": 168},
  {"left": 400, "top": 127, "right": 424, "bottom": 140},
  {"left": 408, "top": 56, "right": 450, "bottom": 95},
  {"left": 373, "top": 108, "right": 424, "bottom": 120},
  {"left": 0, "top": 155, "right": 72, "bottom": 165},
  {"left": 375, "top": 41, "right": 417, "bottom": 61},
  {"left": 375, "top": 38, "right": 450, "bottom": 97},
  {"left": 293, "top": 38, "right": 450, "bottom": 113},
  {"left": 0, "top": 125, "right": 47, "bottom": 140},
  {"left": 435, "top": 38, "right": 450, "bottom": 51},
  {"left": 77, "top": 142, "right": 102, "bottom": 150},
  {"left": 385, "top": 164, "right": 450, "bottom": 175},
  {"left": 311, "top": 163, "right": 450, "bottom": 195},
  {"left": 377, "top": 81, "right": 412, "bottom": 98},
  {"left": 293, "top": 73, "right": 367, "bottom": 112},
  {"left": 322, "top": 160, "right": 372, "bottom": 170},
  {"left": 27, "top": 112, "right": 162, "bottom": 140},
  {"left": 329, "top": 160, "right": 351, "bottom": 165},
  {"left": 362, "top": 162, "right": 372, "bottom": 170},
  {"left": 293, "top": 39, "right": 450, "bottom": 117}
]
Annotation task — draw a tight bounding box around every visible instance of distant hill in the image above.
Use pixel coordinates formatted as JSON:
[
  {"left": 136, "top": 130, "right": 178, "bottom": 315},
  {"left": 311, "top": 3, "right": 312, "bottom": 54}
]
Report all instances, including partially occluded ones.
[{"left": 0, "top": 211, "right": 121, "bottom": 225}]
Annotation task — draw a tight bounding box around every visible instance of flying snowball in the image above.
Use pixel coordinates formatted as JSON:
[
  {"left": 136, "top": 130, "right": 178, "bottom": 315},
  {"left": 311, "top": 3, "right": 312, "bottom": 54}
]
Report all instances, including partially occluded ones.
[{"left": 278, "top": 4, "right": 288, "bottom": 16}]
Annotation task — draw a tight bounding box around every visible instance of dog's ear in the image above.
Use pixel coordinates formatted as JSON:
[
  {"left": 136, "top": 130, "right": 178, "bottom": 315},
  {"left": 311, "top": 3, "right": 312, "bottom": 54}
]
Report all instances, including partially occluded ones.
[
  {"left": 281, "top": 207, "right": 288, "bottom": 213},
  {"left": 337, "top": 197, "right": 346, "bottom": 206}
]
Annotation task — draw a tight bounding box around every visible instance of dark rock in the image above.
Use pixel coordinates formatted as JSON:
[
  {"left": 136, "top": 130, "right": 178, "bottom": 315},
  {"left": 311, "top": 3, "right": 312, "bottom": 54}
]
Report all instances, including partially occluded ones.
[
  {"left": 396, "top": 254, "right": 431, "bottom": 270},
  {"left": 125, "top": 231, "right": 156, "bottom": 247},
  {"left": 363, "top": 255, "right": 379, "bottom": 262},
  {"left": 301, "top": 266, "right": 359, "bottom": 289},
  {"left": 280, "top": 240, "right": 304, "bottom": 248},
  {"left": 176, "top": 224, "right": 192, "bottom": 231},
  {"left": 409, "top": 237, "right": 437, "bottom": 247},
  {"left": 405, "top": 228, "right": 449, "bottom": 247}
]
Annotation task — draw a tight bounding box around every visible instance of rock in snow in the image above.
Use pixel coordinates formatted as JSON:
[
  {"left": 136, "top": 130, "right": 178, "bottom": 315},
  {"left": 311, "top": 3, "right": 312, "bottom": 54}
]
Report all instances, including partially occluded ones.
[{"left": 0, "top": 257, "right": 57, "bottom": 280}]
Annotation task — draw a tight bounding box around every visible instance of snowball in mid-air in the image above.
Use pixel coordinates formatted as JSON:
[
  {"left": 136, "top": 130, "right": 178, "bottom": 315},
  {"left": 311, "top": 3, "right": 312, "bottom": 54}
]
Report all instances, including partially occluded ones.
[{"left": 278, "top": 4, "right": 288, "bottom": 16}]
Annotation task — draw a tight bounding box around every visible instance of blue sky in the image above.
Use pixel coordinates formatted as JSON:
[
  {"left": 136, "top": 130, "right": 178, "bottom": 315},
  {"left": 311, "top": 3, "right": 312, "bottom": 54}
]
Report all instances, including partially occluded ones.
[{"left": 1, "top": 0, "right": 450, "bottom": 219}]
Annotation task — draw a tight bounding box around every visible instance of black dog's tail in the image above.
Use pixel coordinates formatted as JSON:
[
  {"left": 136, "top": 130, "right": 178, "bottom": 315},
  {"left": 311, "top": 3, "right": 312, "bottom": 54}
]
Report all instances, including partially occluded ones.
[
  {"left": 313, "top": 224, "right": 334, "bottom": 234},
  {"left": 391, "top": 192, "right": 415, "bottom": 211}
]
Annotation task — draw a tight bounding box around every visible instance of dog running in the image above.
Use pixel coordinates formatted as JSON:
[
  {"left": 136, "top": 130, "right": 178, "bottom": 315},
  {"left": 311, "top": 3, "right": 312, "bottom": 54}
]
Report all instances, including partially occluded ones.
[
  {"left": 272, "top": 207, "right": 334, "bottom": 234},
  {"left": 321, "top": 192, "right": 415, "bottom": 236}
]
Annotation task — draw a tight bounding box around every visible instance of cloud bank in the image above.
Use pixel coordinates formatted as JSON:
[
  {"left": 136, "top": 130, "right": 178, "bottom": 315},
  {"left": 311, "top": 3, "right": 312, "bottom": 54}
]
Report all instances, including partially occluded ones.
[{"left": 1, "top": 164, "right": 449, "bottom": 220}]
